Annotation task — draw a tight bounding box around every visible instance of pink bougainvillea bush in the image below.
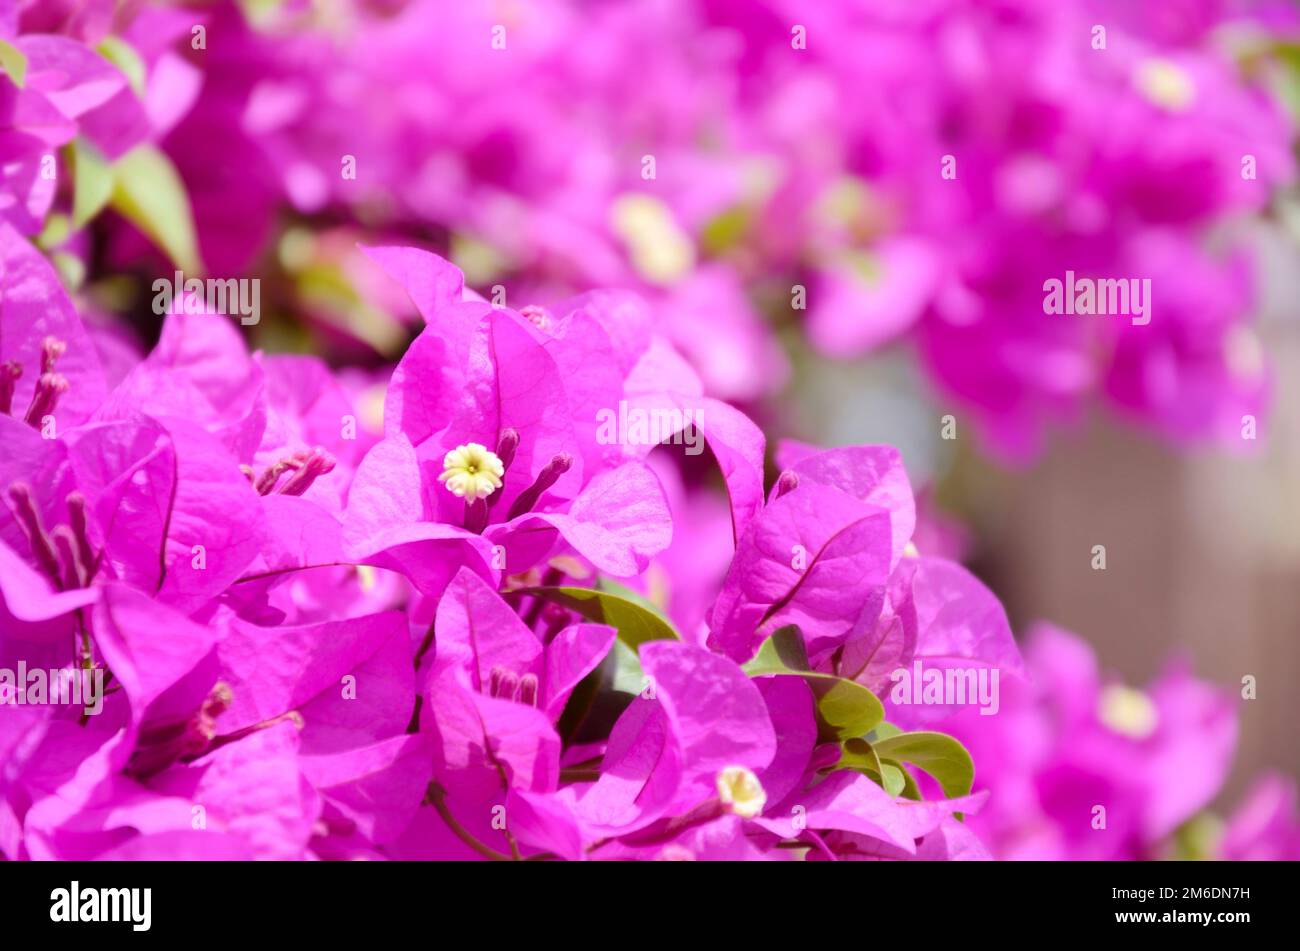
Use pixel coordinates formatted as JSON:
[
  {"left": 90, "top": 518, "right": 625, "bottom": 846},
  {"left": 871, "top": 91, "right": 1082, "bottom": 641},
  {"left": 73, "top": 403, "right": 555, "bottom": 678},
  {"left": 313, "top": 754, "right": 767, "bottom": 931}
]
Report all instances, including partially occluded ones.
[
  {"left": 2, "top": 1, "right": 1296, "bottom": 862},
  {"left": 0, "top": 239, "right": 1014, "bottom": 859},
  {"left": 2, "top": 240, "right": 1289, "bottom": 860}
]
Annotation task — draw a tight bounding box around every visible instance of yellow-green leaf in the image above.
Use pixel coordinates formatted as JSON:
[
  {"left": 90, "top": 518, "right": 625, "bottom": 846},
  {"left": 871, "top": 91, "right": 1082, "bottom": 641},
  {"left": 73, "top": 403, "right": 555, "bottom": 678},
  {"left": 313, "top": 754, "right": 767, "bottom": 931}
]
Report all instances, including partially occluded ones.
[
  {"left": 514, "top": 585, "right": 681, "bottom": 650},
  {"left": 70, "top": 139, "right": 114, "bottom": 229},
  {"left": 880, "top": 757, "right": 922, "bottom": 800},
  {"left": 878, "top": 762, "right": 907, "bottom": 798},
  {"left": 807, "top": 675, "right": 886, "bottom": 740},
  {"left": 744, "top": 626, "right": 885, "bottom": 741},
  {"left": 742, "top": 624, "right": 810, "bottom": 674},
  {"left": 839, "top": 739, "right": 909, "bottom": 797},
  {"left": 0, "top": 39, "right": 27, "bottom": 87},
  {"left": 36, "top": 212, "right": 71, "bottom": 251},
  {"left": 96, "top": 36, "right": 146, "bottom": 97},
  {"left": 872, "top": 731, "right": 975, "bottom": 799},
  {"left": 295, "top": 262, "right": 406, "bottom": 355},
  {"left": 110, "top": 146, "right": 202, "bottom": 274},
  {"left": 51, "top": 251, "right": 86, "bottom": 292}
]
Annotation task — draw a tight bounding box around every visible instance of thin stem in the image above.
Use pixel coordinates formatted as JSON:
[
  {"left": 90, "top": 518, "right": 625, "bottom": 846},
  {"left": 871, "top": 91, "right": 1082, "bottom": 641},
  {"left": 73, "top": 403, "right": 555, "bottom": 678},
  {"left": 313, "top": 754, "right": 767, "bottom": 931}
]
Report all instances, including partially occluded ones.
[
  {"left": 425, "top": 783, "right": 512, "bottom": 862},
  {"left": 558, "top": 768, "right": 601, "bottom": 783},
  {"left": 413, "top": 621, "right": 436, "bottom": 670}
]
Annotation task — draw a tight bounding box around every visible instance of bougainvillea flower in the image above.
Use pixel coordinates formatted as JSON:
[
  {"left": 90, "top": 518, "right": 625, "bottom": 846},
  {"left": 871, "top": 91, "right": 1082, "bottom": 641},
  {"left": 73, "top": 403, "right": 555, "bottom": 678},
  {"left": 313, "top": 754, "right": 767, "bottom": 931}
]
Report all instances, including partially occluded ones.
[
  {"left": 341, "top": 246, "right": 767, "bottom": 591},
  {"left": 636, "top": 456, "right": 737, "bottom": 645},
  {"left": 4, "top": 582, "right": 310, "bottom": 860},
  {"left": 708, "top": 442, "right": 1022, "bottom": 706},
  {"left": 430, "top": 567, "right": 615, "bottom": 724},
  {"left": 1, "top": 3, "right": 204, "bottom": 277},
  {"left": 0, "top": 31, "right": 141, "bottom": 232},
  {"left": 1, "top": 222, "right": 107, "bottom": 422},
  {"left": 1, "top": 239, "right": 266, "bottom": 625},
  {"left": 5, "top": 578, "right": 440, "bottom": 860},
  {"left": 571, "top": 664, "right": 992, "bottom": 861},
  {"left": 384, "top": 567, "right": 619, "bottom": 859},
  {"left": 402, "top": 660, "right": 565, "bottom": 859},
  {"left": 753, "top": 770, "right": 989, "bottom": 858},
  {"left": 89, "top": 302, "right": 405, "bottom": 626},
  {"left": 560, "top": 640, "right": 776, "bottom": 842}
]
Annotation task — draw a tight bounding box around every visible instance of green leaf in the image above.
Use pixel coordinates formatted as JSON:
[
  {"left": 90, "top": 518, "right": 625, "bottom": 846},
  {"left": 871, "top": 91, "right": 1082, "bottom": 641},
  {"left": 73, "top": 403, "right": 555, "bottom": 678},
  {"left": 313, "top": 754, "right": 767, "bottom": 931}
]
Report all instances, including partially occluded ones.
[
  {"left": 1169, "top": 813, "right": 1223, "bottom": 862},
  {"left": 295, "top": 261, "right": 406, "bottom": 355},
  {"left": 555, "top": 648, "right": 608, "bottom": 744},
  {"left": 96, "top": 36, "right": 146, "bottom": 97},
  {"left": 872, "top": 731, "right": 974, "bottom": 799},
  {"left": 69, "top": 139, "right": 114, "bottom": 229},
  {"left": 700, "top": 205, "right": 752, "bottom": 255},
  {"left": 51, "top": 251, "right": 86, "bottom": 292},
  {"left": 837, "top": 739, "right": 907, "bottom": 796},
  {"left": 110, "top": 146, "right": 202, "bottom": 274},
  {"left": 449, "top": 232, "right": 511, "bottom": 285},
  {"left": 0, "top": 39, "right": 27, "bottom": 87},
  {"left": 515, "top": 585, "right": 681, "bottom": 650},
  {"left": 35, "top": 212, "right": 71, "bottom": 251},
  {"left": 808, "top": 675, "right": 886, "bottom": 741},
  {"left": 878, "top": 762, "right": 907, "bottom": 798},
  {"left": 558, "top": 638, "right": 642, "bottom": 746},
  {"left": 597, "top": 577, "right": 675, "bottom": 628},
  {"left": 744, "top": 626, "right": 885, "bottom": 741},
  {"left": 742, "top": 624, "right": 810, "bottom": 675},
  {"left": 838, "top": 737, "right": 881, "bottom": 772},
  {"left": 880, "top": 757, "right": 922, "bottom": 800},
  {"left": 864, "top": 722, "right": 903, "bottom": 743},
  {"left": 239, "top": 0, "right": 290, "bottom": 28}
]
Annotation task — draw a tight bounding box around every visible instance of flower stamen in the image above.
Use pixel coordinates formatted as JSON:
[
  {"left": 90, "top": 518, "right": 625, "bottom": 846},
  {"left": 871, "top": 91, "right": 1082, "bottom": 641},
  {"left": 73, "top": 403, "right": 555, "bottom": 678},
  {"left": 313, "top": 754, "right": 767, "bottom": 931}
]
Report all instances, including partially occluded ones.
[
  {"left": 23, "top": 372, "right": 68, "bottom": 428},
  {"left": 0, "top": 362, "right": 22, "bottom": 416},
  {"left": 277, "top": 447, "right": 337, "bottom": 496},
  {"left": 126, "top": 682, "right": 234, "bottom": 779},
  {"left": 5, "top": 482, "right": 62, "bottom": 584},
  {"left": 506, "top": 452, "right": 572, "bottom": 519},
  {"left": 716, "top": 765, "right": 767, "bottom": 818},
  {"left": 252, "top": 448, "right": 337, "bottom": 497},
  {"left": 439, "top": 443, "right": 505, "bottom": 500}
]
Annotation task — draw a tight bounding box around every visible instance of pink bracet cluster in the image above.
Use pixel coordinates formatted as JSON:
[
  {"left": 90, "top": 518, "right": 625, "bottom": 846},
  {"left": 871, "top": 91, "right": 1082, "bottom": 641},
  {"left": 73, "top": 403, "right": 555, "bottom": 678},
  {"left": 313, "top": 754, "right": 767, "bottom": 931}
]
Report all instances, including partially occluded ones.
[{"left": 0, "top": 232, "right": 1019, "bottom": 860}]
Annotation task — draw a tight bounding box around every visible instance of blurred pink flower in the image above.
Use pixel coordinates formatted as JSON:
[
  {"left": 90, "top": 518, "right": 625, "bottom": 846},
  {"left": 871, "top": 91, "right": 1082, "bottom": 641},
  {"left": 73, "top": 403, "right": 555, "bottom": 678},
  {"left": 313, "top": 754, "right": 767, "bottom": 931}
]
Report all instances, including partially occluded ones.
[{"left": 928, "top": 624, "right": 1239, "bottom": 860}]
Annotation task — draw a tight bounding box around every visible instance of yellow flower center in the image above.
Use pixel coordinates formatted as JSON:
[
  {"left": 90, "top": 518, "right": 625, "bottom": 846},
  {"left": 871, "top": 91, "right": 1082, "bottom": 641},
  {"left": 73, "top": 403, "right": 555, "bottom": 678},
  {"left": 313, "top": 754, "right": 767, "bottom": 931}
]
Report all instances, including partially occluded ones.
[
  {"left": 716, "top": 765, "right": 767, "bottom": 818},
  {"left": 610, "top": 193, "right": 695, "bottom": 285},
  {"left": 1135, "top": 59, "right": 1195, "bottom": 112},
  {"left": 439, "top": 443, "right": 505, "bottom": 500},
  {"left": 1098, "top": 684, "right": 1159, "bottom": 740}
]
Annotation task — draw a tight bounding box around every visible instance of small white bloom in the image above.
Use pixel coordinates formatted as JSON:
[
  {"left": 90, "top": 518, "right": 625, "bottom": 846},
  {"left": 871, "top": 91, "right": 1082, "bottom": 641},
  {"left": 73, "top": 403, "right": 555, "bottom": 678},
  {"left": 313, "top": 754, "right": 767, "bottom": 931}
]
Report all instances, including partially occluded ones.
[
  {"left": 439, "top": 443, "right": 505, "bottom": 500},
  {"left": 716, "top": 765, "right": 767, "bottom": 818}
]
